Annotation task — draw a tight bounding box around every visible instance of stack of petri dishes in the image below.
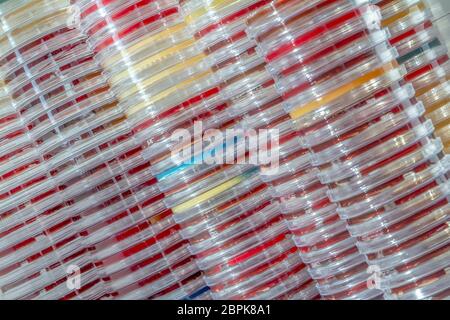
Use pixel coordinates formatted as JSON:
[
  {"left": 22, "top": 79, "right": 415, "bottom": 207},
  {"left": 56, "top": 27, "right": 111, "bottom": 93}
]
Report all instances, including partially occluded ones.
[
  {"left": 166, "top": 0, "right": 318, "bottom": 300},
  {"left": 75, "top": 0, "right": 214, "bottom": 300},
  {"left": 365, "top": 0, "right": 450, "bottom": 300},
  {"left": 0, "top": 0, "right": 203, "bottom": 300},
  {"left": 248, "top": 0, "right": 450, "bottom": 300},
  {"left": 75, "top": 0, "right": 316, "bottom": 300},
  {"left": 2, "top": 0, "right": 449, "bottom": 301},
  {"left": 0, "top": 0, "right": 108, "bottom": 299},
  {"left": 246, "top": 0, "right": 390, "bottom": 300},
  {"left": 380, "top": 0, "right": 450, "bottom": 154}
]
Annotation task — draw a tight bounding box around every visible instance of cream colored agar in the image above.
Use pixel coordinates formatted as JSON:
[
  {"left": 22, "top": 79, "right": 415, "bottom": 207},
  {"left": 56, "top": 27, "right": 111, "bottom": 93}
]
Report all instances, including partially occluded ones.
[
  {"left": 0, "top": 8, "right": 70, "bottom": 55},
  {"left": 0, "top": 0, "right": 69, "bottom": 32},
  {"left": 172, "top": 174, "right": 246, "bottom": 214},
  {"left": 109, "top": 38, "right": 196, "bottom": 86},
  {"left": 103, "top": 22, "right": 188, "bottom": 67},
  {"left": 118, "top": 52, "right": 208, "bottom": 101},
  {"left": 85, "top": 8, "right": 224, "bottom": 177},
  {"left": 105, "top": 26, "right": 214, "bottom": 118},
  {"left": 185, "top": 0, "right": 236, "bottom": 23},
  {"left": 98, "top": 17, "right": 212, "bottom": 118},
  {"left": 0, "top": 0, "right": 65, "bottom": 19},
  {"left": 125, "top": 68, "right": 212, "bottom": 117}
]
